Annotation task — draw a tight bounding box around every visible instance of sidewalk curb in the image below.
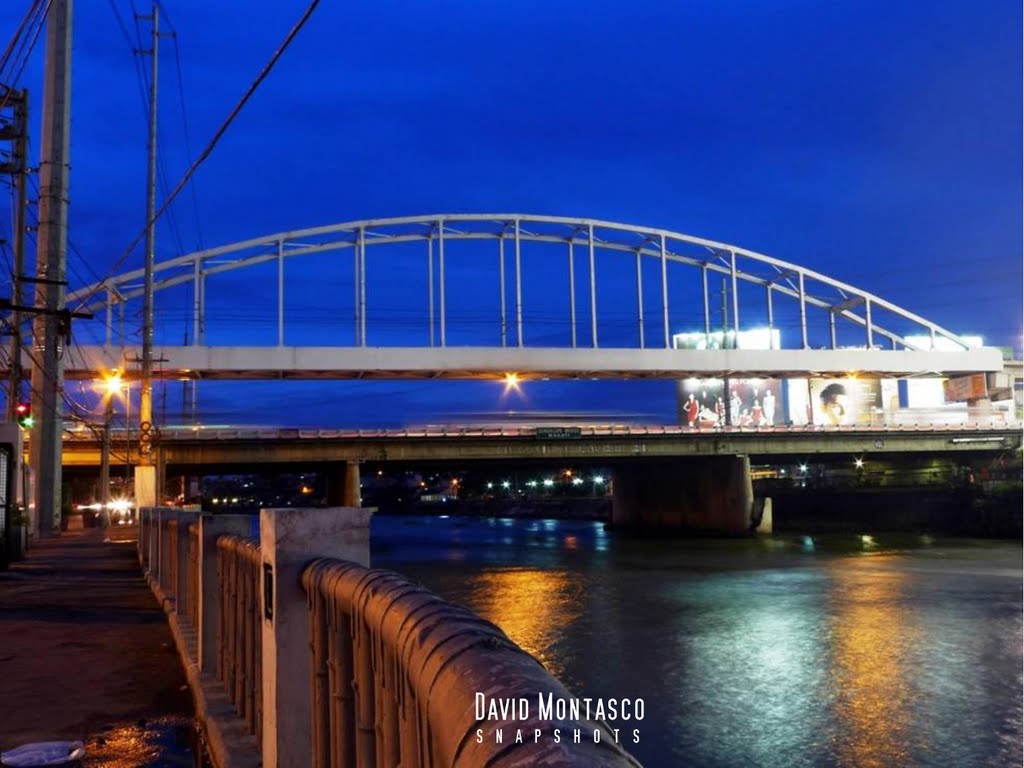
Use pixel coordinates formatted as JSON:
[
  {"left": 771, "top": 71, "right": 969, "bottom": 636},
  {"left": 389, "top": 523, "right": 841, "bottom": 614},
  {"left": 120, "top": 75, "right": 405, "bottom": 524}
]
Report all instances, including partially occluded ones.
[{"left": 147, "top": 577, "right": 261, "bottom": 768}]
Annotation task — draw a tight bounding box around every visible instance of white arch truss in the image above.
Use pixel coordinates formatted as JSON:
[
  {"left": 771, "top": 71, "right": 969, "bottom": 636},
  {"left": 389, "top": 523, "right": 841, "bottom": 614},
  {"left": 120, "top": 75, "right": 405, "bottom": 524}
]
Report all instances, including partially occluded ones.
[{"left": 63, "top": 214, "right": 1003, "bottom": 380}]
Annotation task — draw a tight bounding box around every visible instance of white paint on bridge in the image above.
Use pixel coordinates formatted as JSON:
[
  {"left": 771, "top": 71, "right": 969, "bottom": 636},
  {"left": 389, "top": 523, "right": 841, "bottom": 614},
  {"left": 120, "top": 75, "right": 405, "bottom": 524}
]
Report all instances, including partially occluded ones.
[{"left": 64, "top": 344, "right": 1004, "bottom": 381}]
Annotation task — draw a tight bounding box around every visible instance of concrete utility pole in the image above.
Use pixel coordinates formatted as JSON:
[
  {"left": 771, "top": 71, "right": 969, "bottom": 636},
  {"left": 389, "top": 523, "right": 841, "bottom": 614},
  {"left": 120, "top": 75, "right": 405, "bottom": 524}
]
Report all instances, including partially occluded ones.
[
  {"left": 135, "top": 2, "right": 159, "bottom": 509},
  {"left": 30, "top": 0, "right": 73, "bottom": 539},
  {"left": 1, "top": 88, "right": 28, "bottom": 420}
]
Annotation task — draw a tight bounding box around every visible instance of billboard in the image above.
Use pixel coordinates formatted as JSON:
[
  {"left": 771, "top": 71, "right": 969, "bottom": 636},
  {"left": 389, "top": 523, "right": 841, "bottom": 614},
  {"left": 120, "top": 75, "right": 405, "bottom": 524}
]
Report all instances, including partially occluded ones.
[
  {"left": 943, "top": 374, "right": 987, "bottom": 402},
  {"left": 678, "top": 378, "right": 785, "bottom": 427},
  {"left": 906, "top": 378, "right": 946, "bottom": 408},
  {"left": 804, "top": 378, "right": 883, "bottom": 426}
]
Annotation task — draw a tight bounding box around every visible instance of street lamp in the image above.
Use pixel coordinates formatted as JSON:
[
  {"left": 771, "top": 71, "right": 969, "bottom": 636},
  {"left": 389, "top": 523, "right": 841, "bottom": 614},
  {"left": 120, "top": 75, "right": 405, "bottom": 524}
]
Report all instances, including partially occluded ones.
[{"left": 98, "top": 372, "right": 131, "bottom": 524}]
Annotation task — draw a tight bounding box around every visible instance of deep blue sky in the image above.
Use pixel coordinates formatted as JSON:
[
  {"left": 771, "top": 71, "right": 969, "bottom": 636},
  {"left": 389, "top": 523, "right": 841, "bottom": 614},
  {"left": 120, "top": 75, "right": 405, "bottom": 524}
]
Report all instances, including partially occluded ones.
[{"left": 3, "top": 0, "right": 1021, "bottom": 426}]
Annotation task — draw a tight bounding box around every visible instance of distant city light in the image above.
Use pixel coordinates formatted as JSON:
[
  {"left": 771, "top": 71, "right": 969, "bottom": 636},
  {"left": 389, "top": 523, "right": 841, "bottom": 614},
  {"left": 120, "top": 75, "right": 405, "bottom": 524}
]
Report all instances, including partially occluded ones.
[
  {"left": 798, "top": 464, "right": 808, "bottom": 474},
  {"left": 571, "top": 477, "right": 583, "bottom": 486},
  {"left": 501, "top": 480, "right": 510, "bottom": 489},
  {"left": 542, "top": 479, "right": 554, "bottom": 487},
  {"left": 486, "top": 482, "right": 493, "bottom": 489},
  {"left": 592, "top": 475, "right": 605, "bottom": 484},
  {"left": 526, "top": 480, "right": 538, "bottom": 488},
  {"left": 854, "top": 458, "right": 864, "bottom": 469}
]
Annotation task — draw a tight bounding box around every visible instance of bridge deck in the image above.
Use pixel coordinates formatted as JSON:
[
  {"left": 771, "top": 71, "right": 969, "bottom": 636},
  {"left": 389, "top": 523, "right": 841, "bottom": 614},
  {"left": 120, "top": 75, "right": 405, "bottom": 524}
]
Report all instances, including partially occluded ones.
[{"left": 61, "top": 424, "right": 1021, "bottom": 467}]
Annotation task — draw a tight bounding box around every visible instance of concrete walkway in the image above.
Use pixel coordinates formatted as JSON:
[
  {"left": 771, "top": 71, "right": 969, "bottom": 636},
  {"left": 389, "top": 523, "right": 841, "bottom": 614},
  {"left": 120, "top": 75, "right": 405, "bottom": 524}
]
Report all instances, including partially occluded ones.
[{"left": 0, "top": 526, "right": 198, "bottom": 763}]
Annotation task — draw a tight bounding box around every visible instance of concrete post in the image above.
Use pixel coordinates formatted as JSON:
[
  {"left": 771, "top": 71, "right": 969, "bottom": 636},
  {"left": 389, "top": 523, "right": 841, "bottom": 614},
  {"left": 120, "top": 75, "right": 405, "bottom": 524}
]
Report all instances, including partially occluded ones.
[
  {"left": 174, "top": 511, "right": 200, "bottom": 616},
  {"left": 259, "top": 507, "right": 373, "bottom": 768},
  {"left": 198, "top": 513, "right": 252, "bottom": 673}
]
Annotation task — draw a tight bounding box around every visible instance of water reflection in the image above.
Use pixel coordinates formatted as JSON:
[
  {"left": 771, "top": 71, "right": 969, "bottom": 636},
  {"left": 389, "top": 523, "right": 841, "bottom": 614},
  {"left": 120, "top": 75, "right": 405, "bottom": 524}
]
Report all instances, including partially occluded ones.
[
  {"left": 464, "top": 568, "right": 583, "bottom": 679},
  {"left": 81, "top": 716, "right": 206, "bottom": 767},
  {"left": 372, "top": 517, "right": 1022, "bottom": 768},
  {"left": 829, "top": 558, "right": 918, "bottom": 767},
  {"left": 671, "top": 570, "right": 832, "bottom": 767}
]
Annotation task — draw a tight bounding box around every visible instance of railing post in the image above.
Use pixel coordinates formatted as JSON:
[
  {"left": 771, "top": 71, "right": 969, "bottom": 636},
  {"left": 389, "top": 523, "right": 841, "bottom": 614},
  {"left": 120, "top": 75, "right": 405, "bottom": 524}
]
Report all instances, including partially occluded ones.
[
  {"left": 138, "top": 507, "right": 150, "bottom": 569},
  {"left": 198, "top": 513, "right": 252, "bottom": 673},
  {"left": 145, "top": 507, "right": 159, "bottom": 578},
  {"left": 260, "top": 507, "right": 373, "bottom": 768},
  {"left": 174, "top": 511, "right": 200, "bottom": 616},
  {"left": 158, "top": 508, "right": 174, "bottom": 593}
]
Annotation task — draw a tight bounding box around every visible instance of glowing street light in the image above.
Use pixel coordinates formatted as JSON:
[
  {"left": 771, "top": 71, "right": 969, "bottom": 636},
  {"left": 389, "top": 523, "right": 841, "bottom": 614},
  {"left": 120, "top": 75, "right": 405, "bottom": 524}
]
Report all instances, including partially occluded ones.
[
  {"left": 854, "top": 458, "right": 865, "bottom": 469},
  {"left": 104, "top": 372, "right": 124, "bottom": 397}
]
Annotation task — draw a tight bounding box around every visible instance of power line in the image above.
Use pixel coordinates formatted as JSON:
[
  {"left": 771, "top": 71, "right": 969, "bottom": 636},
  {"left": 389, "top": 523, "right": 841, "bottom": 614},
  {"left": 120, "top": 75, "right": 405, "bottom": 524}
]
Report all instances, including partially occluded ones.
[{"left": 72, "top": 0, "right": 323, "bottom": 310}]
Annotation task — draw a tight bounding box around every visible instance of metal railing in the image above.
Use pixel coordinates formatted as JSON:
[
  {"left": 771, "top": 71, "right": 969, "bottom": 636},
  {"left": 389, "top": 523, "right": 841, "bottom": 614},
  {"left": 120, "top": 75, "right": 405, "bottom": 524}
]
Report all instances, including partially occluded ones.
[
  {"left": 303, "top": 558, "right": 641, "bottom": 768},
  {"left": 217, "top": 534, "right": 263, "bottom": 743}
]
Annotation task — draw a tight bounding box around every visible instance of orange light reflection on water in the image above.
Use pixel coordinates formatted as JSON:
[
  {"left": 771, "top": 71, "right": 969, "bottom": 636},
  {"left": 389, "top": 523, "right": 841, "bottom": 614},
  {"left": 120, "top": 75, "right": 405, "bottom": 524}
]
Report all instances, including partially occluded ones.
[
  {"left": 829, "top": 557, "right": 919, "bottom": 768},
  {"left": 465, "top": 568, "right": 582, "bottom": 679}
]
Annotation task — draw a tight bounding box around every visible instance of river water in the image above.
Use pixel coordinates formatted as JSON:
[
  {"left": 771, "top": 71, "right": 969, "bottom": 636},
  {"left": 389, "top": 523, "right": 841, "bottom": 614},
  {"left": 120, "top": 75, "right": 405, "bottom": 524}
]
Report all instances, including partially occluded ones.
[{"left": 370, "top": 515, "right": 1022, "bottom": 768}]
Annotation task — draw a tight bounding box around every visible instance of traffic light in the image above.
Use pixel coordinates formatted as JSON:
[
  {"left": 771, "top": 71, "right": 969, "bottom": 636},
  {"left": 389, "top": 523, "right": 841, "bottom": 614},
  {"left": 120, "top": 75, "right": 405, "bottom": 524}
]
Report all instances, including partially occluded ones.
[{"left": 15, "top": 402, "right": 33, "bottom": 429}]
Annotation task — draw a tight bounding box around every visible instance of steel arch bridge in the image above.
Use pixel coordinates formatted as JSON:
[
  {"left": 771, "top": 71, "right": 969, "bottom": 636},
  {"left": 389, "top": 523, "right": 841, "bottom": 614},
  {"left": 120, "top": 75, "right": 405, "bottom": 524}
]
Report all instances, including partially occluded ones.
[{"left": 64, "top": 213, "right": 1001, "bottom": 381}]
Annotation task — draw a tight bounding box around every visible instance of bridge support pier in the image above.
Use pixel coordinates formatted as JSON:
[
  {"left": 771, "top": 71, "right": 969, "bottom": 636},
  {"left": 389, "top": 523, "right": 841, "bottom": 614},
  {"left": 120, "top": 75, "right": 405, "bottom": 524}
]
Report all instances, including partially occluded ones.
[
  {"left": 611, "top": 455, "right": 754, "bottom": 534},
  {"left": 324, "top": 460, "right": 361, "bottom": 507}
]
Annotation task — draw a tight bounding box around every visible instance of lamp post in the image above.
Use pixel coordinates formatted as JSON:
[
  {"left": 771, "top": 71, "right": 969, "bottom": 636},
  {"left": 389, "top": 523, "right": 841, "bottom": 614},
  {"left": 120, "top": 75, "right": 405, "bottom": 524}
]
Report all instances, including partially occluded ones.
[{"left": 100, "top": 373, "right": 130, "bottom": 525}]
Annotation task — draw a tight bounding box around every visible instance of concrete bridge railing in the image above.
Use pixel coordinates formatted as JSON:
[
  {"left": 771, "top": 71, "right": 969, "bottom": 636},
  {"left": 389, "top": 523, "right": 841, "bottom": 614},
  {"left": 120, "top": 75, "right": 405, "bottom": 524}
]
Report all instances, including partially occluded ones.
[
  {"left": 303, "top": 558, "right": 639, "bottom": 768},
  {"left": 217, "top": 534, "right": 263, "bottom": 744},
  {"left": 139, "top": 506, "right": 642, "bottom": 768}
]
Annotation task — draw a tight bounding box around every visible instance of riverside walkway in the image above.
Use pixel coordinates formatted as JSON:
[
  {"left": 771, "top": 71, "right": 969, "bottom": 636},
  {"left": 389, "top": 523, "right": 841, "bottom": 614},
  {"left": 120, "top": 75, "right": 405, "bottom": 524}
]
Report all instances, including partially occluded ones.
[{"left": 0, "top": 526, "right": 203, "bottom": 765}]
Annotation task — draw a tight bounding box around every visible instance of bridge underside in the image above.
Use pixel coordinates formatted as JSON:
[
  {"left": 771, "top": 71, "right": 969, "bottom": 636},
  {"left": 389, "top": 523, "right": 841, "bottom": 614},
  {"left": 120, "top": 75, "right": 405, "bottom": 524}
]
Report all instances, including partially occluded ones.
[
  {"left": 61, "top": 345, "right": 1004, "bottom": 380},
  {"left": 61, "top": 427, "right": 1021, "bottom": 467}
]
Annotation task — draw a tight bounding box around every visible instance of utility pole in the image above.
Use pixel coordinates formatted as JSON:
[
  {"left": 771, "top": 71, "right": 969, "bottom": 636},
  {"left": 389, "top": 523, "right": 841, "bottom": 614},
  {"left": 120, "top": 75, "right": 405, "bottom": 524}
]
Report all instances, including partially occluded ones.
[
  {"left": 0, "top": 87, "right": 28, "bottom": 420},
  {"left": 135, "top": 2, "right": 159, "bottom": 509},
  {"left": 30, "top": 0, "right": 73, "bottom": 539}
]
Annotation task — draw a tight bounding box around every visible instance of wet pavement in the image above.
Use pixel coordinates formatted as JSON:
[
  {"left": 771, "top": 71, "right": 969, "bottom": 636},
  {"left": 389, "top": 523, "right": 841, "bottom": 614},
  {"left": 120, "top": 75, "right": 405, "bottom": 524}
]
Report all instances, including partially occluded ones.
[{"left": 0, "top": 526, "right": 209, "bottom": 766}]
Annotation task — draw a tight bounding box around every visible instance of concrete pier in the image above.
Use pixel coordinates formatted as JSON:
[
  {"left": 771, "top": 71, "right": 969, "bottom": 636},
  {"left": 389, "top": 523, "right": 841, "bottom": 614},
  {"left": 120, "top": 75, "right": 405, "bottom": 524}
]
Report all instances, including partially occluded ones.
[
  {"left": 611, "top": 455, "right": 755, "bottom": 534},
  {"left": 324, "top": 460, "right": 362, "bottom": 507}
]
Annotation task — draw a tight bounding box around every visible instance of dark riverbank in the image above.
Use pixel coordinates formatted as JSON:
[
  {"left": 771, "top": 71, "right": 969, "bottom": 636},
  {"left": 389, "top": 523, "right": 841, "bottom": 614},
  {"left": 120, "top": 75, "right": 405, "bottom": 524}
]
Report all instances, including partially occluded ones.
[
  {"left": 378, "top": 482, "right": 1022, "bottom": 538},
  {"left": 764, "top": 483, "right": 1022, "bottom": 537}
]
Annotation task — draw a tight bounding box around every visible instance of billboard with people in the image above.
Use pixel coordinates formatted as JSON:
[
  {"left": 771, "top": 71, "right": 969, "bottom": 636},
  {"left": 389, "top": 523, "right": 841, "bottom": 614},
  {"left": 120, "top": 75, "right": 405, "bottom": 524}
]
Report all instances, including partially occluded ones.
[{"left": 677, "top": 378, "right": 785, "bottom": 428}]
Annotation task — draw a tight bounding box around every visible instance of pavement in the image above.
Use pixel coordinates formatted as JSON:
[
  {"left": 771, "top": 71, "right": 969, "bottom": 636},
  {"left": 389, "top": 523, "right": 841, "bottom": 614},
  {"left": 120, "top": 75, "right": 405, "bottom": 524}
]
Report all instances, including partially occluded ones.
[{"left": 0, "top": 525, "right": 205, "bottom": 766}]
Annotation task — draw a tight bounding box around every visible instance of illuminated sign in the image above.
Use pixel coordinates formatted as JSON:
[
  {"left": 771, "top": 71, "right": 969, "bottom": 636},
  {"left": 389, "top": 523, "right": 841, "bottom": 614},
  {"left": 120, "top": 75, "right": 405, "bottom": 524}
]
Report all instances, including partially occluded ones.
[{"left": 672, "top": 328, "right": 781, "bottom": 351}]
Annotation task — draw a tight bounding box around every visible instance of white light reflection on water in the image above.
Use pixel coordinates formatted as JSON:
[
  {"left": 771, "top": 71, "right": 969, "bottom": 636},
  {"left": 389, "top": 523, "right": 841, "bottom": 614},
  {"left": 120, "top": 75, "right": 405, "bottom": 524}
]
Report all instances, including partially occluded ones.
[
  {"left": 372, "top": 517, "right": 1023, "bottom": 768},
  {"left": 667, "top": 570, "right": 833, "bottom": 767}
]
